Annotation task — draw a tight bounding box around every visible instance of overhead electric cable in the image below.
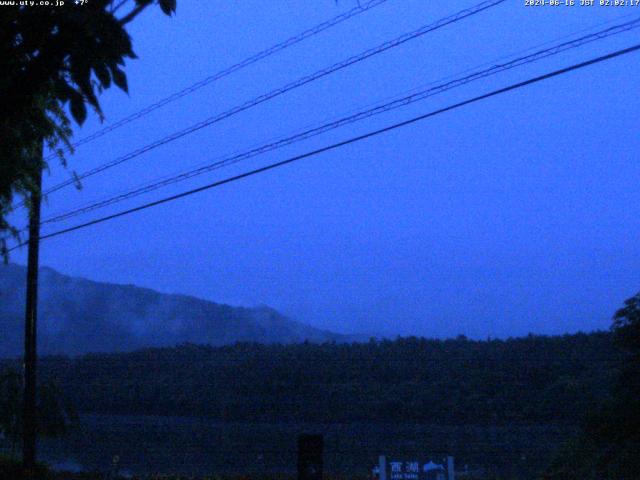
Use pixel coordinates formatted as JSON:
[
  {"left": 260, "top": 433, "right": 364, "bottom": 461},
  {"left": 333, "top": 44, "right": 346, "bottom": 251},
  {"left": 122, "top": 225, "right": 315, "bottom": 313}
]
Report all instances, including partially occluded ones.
[
  {"left": 45, "top": 0, "right": 390, "bottom": 159},
  {"left": 38, "top": 0, "right": 506, "bottom": 198},
  {"left": 9, "top": 0, "right": 391, "bottom": 214},
  {"left": 8, "top": 41, "right": 640, "bottom": 252},
  {"left": 37, "top": 12, "right": 640, "bottom": 228},
  {"left": 37, "top": 17, "right": 640, "bottom": 226}
]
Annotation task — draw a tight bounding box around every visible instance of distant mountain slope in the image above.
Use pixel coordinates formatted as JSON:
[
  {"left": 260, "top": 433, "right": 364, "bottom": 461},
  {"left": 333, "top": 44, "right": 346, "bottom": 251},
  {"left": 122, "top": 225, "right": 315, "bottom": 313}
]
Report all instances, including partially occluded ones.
[{"left": 0, "top": 264, "right": 346, "bottom": 357}]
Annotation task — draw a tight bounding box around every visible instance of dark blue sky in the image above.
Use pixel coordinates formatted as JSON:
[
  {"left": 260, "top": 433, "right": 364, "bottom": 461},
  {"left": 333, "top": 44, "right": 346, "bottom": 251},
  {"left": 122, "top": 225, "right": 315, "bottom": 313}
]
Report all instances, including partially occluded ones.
[{"left": 11, "top": 0, "right": 640, "bottom": 338}]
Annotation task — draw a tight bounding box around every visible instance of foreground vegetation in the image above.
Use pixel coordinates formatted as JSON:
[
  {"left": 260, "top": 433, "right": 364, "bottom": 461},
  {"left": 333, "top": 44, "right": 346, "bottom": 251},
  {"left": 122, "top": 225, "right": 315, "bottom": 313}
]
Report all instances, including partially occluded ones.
[{"left": 543, "top": 293, "right": 640, "bottom": 479}]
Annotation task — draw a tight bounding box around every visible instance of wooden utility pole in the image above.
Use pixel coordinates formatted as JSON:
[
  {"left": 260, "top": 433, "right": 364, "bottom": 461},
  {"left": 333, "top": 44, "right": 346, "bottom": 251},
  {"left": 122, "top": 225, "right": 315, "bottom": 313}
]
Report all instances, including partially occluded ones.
[{"left": 22, "top": 153, "right": 42, "bottom": 469}]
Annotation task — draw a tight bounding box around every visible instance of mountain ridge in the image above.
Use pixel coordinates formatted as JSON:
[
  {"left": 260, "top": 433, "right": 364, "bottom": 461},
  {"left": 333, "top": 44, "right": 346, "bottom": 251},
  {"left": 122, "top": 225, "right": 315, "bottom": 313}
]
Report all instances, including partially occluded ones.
[{"left": 0, "top": 263, "right": 349, "bottom": 357}]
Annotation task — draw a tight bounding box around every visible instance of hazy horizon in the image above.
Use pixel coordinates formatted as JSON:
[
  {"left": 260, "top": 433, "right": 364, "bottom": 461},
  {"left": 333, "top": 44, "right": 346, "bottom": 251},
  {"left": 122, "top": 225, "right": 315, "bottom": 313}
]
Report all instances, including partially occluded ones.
[{"left": 5, "top": 261, "right": 620, "bottom": 340}]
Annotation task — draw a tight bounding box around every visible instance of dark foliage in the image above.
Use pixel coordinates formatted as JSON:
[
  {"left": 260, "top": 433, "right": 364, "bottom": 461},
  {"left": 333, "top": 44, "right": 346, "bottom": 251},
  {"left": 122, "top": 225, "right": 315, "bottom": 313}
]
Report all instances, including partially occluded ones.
[
  {"left": 545, "top": 293, "right": 640, "bottom": 479},
  {"left": 0, "top": 332, "right": 617, "bottom": 426},
  {"left": 0, "top": 0, "right": 176, "bottom": 256},
  {"left": 0, "top": 369, "right": 78, "bottom": 459}
]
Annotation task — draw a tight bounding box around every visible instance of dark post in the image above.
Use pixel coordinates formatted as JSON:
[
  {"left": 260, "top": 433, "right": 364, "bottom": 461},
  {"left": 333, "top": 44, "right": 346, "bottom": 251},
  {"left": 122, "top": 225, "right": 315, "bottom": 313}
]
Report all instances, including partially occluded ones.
[
  {"left": 22, "top": 157, "right": 42, "bottom": 469},
  {"left": 297, "top": 434, "right": 323, "bottom": 480}
]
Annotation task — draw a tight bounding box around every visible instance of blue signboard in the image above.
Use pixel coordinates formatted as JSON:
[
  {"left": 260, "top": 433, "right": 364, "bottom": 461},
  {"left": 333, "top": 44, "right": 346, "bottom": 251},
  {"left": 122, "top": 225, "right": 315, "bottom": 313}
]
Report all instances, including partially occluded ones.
[{"left": 372, "top": 456, "right": 453, "bottom": 480}]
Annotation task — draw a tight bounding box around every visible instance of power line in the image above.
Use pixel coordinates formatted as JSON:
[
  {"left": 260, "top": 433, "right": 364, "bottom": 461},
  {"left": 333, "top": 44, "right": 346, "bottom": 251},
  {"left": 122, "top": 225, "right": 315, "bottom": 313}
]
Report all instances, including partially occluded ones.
[
  {"left": 33, "top": 13, "right": 640, "bottom": 226},
  {"left": 9, "top": 0, "right": 391, "bottom": 215},
  {"left": 9, "top": 42, "right": 640, "bottom": 252},
  {"left": 37, "top": 17, "right": 640, "bottom": 226},
  {"left": 37, "top": 0, "right": 507, "bottom": 199},
  {"left": 43, "top": 0, "right": 390, "bottom": 160}
]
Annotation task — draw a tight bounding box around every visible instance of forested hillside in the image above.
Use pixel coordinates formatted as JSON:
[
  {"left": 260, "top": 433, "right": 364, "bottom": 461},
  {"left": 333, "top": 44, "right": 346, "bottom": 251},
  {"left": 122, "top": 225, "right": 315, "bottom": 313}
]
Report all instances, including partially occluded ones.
[
  {"left": 0, "top": 264, "right": 345, "bottom": 357},
  {"left": 13, "top": 332, "right": 618, "bottom": 425}
]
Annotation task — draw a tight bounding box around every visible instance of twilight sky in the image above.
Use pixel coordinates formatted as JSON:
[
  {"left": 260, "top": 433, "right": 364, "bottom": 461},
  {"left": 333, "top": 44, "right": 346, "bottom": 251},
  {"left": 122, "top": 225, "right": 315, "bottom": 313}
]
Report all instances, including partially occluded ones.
[{"left": 10, "top": 0, "right": 640, "bottom": 338}]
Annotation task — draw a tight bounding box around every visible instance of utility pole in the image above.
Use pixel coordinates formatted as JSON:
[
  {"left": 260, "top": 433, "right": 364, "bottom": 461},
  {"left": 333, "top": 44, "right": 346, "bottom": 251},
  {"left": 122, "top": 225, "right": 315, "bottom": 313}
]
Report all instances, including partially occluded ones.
[{"left": 22, "top": 150, "right": 42, "bottom": 469}]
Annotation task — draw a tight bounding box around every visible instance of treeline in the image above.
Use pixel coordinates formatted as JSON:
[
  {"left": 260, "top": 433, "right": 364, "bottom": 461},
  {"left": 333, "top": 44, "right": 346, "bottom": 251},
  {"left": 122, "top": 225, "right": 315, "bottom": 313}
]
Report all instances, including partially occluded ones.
[{"left": 1, "top": 332, "right": 619, "bottom": 425}]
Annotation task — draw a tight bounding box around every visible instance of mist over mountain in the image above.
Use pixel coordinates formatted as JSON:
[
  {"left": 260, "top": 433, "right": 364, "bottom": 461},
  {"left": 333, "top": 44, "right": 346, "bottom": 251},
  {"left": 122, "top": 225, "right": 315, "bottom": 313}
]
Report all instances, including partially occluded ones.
[{"left": 0, "top": 264, "right": 348, "bottom": 357}]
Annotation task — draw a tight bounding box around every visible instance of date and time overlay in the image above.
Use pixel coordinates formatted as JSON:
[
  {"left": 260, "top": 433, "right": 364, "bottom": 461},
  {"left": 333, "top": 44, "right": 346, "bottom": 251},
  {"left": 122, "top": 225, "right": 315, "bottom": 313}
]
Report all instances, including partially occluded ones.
[
  {"left": 526, "top": 0, "right": 640, "bottom": 6},
  {"left": 4, "top": 0, "right": 640, "bottom": 8}
]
